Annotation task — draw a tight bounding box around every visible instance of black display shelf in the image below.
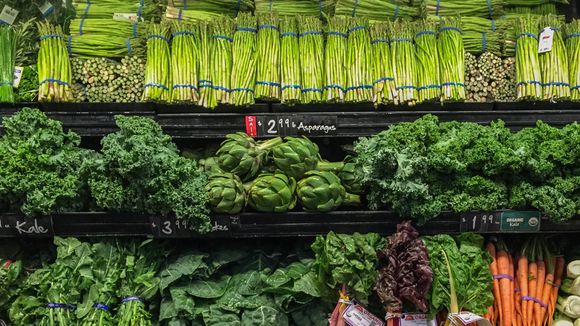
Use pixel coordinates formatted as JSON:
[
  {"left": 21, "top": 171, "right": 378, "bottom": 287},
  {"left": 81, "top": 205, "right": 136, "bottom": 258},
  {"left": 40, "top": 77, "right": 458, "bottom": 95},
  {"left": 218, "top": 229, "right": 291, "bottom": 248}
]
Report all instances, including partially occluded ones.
[
  {"left": 2, "top": 102, "right": 580, "bottom": 138},
  {"left": 0, "top": 211, "right": 578, "bottom": 238}
]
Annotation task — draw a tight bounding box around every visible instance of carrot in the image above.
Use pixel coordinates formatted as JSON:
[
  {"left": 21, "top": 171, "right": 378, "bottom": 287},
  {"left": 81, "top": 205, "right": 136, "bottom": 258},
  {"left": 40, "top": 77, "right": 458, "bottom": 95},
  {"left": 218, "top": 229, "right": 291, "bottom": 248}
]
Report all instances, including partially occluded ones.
[
  {"left": 509, "top": 254, "right": 516, "bottom": 326},
  {"left": 527, "top": 261, "right": 538, "bottom": 326},
  {"left": 497, "top": 249, "right": 512, "bottom": 326},
  {"left": 488, "top": 242, "right": 503, "bottom": 325},
  {"left": 518, "top": 252, "right": 529, "bottom": 326},
  {"left": 547, "top": 256, "right": 565, "bottom": 326},
  {"left": 533, "top": 260, "right": 546, "bottom": 326}
]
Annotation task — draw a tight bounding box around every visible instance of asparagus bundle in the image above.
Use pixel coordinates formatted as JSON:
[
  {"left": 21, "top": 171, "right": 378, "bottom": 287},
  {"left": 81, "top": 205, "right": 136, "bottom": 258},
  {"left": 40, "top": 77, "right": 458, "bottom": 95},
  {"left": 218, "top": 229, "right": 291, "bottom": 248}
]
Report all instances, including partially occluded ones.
[
  {"left": 69, "top": 19, "right": 146, "bottom": 39},
  {"left": 460, "top": 17, "right": 502, "bottom": 56},
  {"left": 565, "top": 20, "right": 580, "bottom": 101},
  {"left": 369, "top": 23, "right": 395, "bottom": 105},
  {"left": 210, "top": 17, "right": 235, "bottom": 105},
  {"left": 255, "top": 0, "right": 334, "bottom": 17},
  {"left": 0, "top": 25, "right": 16, "bottom": 103},
  {"left": 37, "top": 22, "right": 73, "bottom": 102},
  {"left": 345, "top": 18, "right": 373, "bottom": 103},
  {"left": 389, "top": 20, "right": 417, "bottom": 105},
  {"left": 72, "top": 0, "right": 159, "bottom": 20},
  {"left": 465, "top": 52, "right": 516, "bottom": 102},
  {"left": 422, "top": 0, "right": 504, "bottom": 18},
  {"left": 68, "top": 35, "right": 145, "bottom": 58},
  {"left": 506, "top": 3, "right": 559, "bottom": 15},
  {"left": 514, "top": 16, "right": 542, "bottom": 100},
  {"left": 298, "top": 16, "right": 324, "bottom": 104},
  {"left": 323, "top": 16, "right": 348, "bottom": 103},
  {"left": 335, "top": 0, "right": 419, "bottom": 21},
  {"left": 165, "top": 0, "right": 254, "bottom": 21},
  {"left": 438, "top": 17, "right": 466, "bottom": 102},
  {"left": 231, "top": 12, "right": 257, "bottom": 106},
  {"left": 198, "top": 21, "right": 217, "bottom": 108},
  {"left": 539, "top": 15, "right": 570, "bottom": 101},
  {"left": 255, "top": 12, "right": 281, "bottom": 101},
  {"left": 170, "top": 21, "right": 199, "bottom": 103},
  {"left": 414, "top": 20, "right": 440, "bottom": 103},
  {"left": 280, "top": 17, "right": 301, "bottom": 104},
  {"left": 504, "top": 0, "right": 568, "bottom": 5},
  {"left": 143, "top": 24, "right": 171, "bottom": 102}
]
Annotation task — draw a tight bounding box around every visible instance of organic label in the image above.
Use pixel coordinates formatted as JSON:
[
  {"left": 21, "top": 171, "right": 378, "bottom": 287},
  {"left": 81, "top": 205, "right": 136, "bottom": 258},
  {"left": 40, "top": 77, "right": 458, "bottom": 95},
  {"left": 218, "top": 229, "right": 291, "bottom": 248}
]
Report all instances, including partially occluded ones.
[
  {"left": 113, "top": 13, "right": 139, "bottom": 23},
  {"left": 499, "top": 211, "right": 541, "bottom": 232},
  {"left": 13, "top": 66, "right": 23, "bottom": 88},
  {"left": 538, "top": 27, "right": 554, "bottom": 53},
  {"left": 400, "top": 314, "right": 437, "bottom": 326},
  {"left": 0, "top": 5, "right": 19, "bottom": 25},
  {"left": 343, "top": 304, "right": 385, "bottom": 326},
  {"left": 39, "top": 1, "right": 55, "bottom": 17}
]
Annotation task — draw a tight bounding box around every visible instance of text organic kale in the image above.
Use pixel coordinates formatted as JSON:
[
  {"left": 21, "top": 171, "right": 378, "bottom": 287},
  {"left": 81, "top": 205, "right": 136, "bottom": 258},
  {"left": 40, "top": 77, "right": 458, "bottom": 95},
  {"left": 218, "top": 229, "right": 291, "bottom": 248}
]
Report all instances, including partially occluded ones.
[{"left": 88, "top": 115, "right": 211, "bottom": 232}]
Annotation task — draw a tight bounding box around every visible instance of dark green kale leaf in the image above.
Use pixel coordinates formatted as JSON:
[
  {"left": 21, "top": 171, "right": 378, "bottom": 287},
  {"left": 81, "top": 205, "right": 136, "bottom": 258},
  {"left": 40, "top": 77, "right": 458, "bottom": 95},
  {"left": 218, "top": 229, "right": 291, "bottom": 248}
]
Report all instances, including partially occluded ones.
[{"left": 88, "top": 115, "right": 210, "bottom": 232}]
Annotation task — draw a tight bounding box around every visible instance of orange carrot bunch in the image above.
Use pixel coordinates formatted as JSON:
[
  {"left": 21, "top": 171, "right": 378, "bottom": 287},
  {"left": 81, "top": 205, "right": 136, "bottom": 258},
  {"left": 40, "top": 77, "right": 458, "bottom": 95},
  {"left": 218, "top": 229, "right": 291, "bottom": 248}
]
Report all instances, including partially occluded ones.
[{"left": 486, "top": 238, "right": 565, "bottom": 326}]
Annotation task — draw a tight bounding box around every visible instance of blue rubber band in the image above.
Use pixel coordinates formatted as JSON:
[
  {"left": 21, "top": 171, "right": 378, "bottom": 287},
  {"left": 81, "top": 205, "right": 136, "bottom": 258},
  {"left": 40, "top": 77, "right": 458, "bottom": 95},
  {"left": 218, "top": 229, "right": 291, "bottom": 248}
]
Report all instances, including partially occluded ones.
[
  {"left": 0, "top": 81, "right": 12, "bottom": 86},
  {"left": 42, "top": 6, "right": 55, "bottom": 17},
  {"left": 487, "top": 0, "right": 493, "bottom": 18},
  {"left": 79, "top": 1, "right": 91, "bottom": 35},
  {"left": 47, "top": 303, "right": 76, "bottom": 310},
  {"left": 417, "top": 84, "right": 441, "bottom": 91},
  {"left": 39, "top": 78, "right": 69, "bottom": 86},
  {"left": 393, "top": 4, "right": 399, "bottom": 20},
  {"left": 269, "top": 0, "right": 273, "bottom": 11},
  {"left": 516, "top": 80, "right": 542, "bottom": 87},
  {"left": 439, "top": 27, "right": 462, "bottom": 34},
  {"left": 280, "top": 32, "right": 298, "bottom": 38},
  {"left": 236, "top": 0, "right": 242, "bottom": 17},
  {"left": 302, "top": 87, "right": 322, "bottom": 93},
  {"left": 397, "top": 85, "right": 417, "bottom": 90},
  {"left": 67, "top": 35, "right": 72, "bottom": 56},
  {"left": 349, "top": 25, "right": 365, "bottom": 33},
  {"left": 571, "top": 85, "right": 580, "bottom": 90},
  {"left": 565, "top": 33, "right": 580, "bottom": 39},
  {"left": 212, "top": 85, "right": 230, "bottom": 92},
  {"left": 491, "top": 18, "right": 496, "bottom": 32},
  {"left": 345, "top": 85, "right": 372, "bottom": 92},
  {"left": 299, "top": 31, "right": 322, "bottom": 37},
  {"left": 40, "top": 33, "right": 63, "bottom": 40},
  {"left": 281, "top": 84, "right": 301, "bottom": 90},
  {"left": 352, "top": 0, "right": 359, "bottom": 16},
  {"left": 436, "top": 0, "right": 440, "bottom": 16},
  {"left": 137, "top": 0, "right": 144, "bottom": 19},
  {"left": 319, "top": 0, "right": 323, "bottom": 19},
  {"left": 327, "top": 31, "right": 348, "bottom": 38},
  {"left": 543, "top": 81, "right": 570, "bottom": 87},
  {"left": 178, "top": 9, "right": 183, "bottom": 21},
  {"left": 173, "top": 84, "right": 198, "bottom": 90},
  {"left": 92, "top": 303, "right": 110, "bottom": 311},
  {"left": 256, "top": 81, "right": 281, "bottom": 87},
  {"left": 258, "top": 24, "right": 278, "bottom": 30},
  {"left": 213, "top": 35, "right": 234, "bottom": 42},
  {"left": 323, "top": 85, "right": 344, "bottom": 91},
  {"left": 173, "top": 31, "right": 195, "bottom": 37},
  {"left": 551, "top": 27, "right": 561, "bottom": 31},
  {"left": 199, "top": 79, "right": 212, "bottom": 84},
  {"left": 132, "top": 22, "right": 138, "bottom": 38},
  {"left": 144, "top": 83, "right": 169, "bottom": 91},
  {"left": 516, "top": 33, "right": 537, "bottom": 40},
  {"left": 415, "top": 31, "right": 436, "bottom": 38},
  {"left": 441, "top": 82, "right": 465, "bottom": 87},
  {"left": 183, "top": 0, "right": 187, "bottom": 9},
  {"left": 121, "top": 297, "right": 144, "bottom": 303},
  {"left": 237, "top": 27, "right": 257, "bottom": 33},
  {"left": 373, "top": 77, "right": 394, "bottom": 85},
  {"left": 230, "top": 87, "right": 254, "bottom": 93},
  {"left": 148, "top": 34, "right": 170, "bottom": 42},
  {"left": 371, "top": 38, "right": 389, "bottom": 44},
  {"left": 482, "top": 32, "right": 487, "bottom": 52},
  {"left": 390, "top": 37, "right": 413, "bottom": 43},
  {"left": 126, "top": 38, "right": 132, "bottom": 55}
]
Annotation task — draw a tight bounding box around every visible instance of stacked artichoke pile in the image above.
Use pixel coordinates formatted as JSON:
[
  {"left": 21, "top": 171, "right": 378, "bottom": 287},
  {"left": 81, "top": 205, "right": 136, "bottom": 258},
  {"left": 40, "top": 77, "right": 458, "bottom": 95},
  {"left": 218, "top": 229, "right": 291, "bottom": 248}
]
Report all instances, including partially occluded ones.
[
  {"left": 465, "top": 52, "right": 516, "bottom": 102},
  {"left": 205, "top": 133, "right": 362, "bottom": 214}
]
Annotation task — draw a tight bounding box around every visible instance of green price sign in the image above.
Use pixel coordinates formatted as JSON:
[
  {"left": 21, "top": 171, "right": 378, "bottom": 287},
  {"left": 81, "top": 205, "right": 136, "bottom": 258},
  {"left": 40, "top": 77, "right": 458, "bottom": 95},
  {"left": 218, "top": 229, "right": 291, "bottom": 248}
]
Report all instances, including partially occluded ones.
[{"left": 499, "top": 211, "right": 541, "bottom": 232}]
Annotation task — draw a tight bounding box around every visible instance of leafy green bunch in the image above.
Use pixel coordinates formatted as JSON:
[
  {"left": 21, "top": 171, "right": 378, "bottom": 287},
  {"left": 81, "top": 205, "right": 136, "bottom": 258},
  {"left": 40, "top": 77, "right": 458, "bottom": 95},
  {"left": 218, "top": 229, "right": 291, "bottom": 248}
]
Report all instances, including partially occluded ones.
[
  {"left": 88, "top": 115, "right": 211, "bottom": 233},
  {"left": 0, "top": 108, "right": 96, "bottom": 216}
]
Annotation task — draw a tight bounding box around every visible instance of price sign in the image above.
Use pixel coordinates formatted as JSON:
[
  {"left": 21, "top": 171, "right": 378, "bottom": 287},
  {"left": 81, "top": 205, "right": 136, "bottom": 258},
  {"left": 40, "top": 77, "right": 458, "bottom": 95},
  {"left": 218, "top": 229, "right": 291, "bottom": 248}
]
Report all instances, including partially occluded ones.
[
  {"left": 150, "top": 215, "right": 232, "bottom": 238},
  {"left": 13, "top": 66, "right": 23, "bottom": 88},
  {"left": 245, "top": 115, "right": 338, "bottom": 137},
  {"left": 460, "top": 212, "right": 500, "bottom": 232},
  {"left": 0, "top": 215, "right": 53, "bottom": 237},
  {"left": 448, "top": 312, "right": 491, "bottom": 326},
  {"left": 0, "top": 5, "right": 19, "bottom": 25},
  {"left": 113, "top": 13, "right": 139, "bottom": 23},
  {"left": 499, "top": 211, "right": 541, "bottom": 232},
  {"left": 538, "top": 27, "right": 554, "bottom": 54},
  {"left": 400, "top": 314, "right": 437, "bottom": 326},
  {"left": 460, "top": 211, "right": 541, "bottom": 233},
  {"left": 343, "top": 304, "right": 384, "bottom": 326},
  {"left": 39, "top": 2, "right": 55, "bottom": 17}
]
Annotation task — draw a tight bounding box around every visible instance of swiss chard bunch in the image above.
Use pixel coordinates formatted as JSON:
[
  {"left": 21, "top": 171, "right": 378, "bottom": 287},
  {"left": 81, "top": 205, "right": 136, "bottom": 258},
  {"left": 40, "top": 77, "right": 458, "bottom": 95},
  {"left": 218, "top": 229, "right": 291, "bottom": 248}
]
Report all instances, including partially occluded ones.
[
  {"left": 0, "top": 259, "right": 22, "bottom": 320},
  {"left": 88, "top": 115, "right": 211, "bottom": 233},
  {"left": 0, "top": 108, "right": 96, "bottom": 216}
]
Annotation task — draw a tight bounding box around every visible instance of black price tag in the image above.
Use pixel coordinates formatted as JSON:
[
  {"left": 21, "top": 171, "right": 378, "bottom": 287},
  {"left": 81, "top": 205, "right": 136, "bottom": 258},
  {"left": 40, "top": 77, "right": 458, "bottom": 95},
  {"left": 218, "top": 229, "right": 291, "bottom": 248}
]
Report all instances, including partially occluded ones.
[
  {"left": 150, "top": 215, "right": 232, "bottom": 238},
  {"left": 0, "top": 215, "right": 54, "bottom": 237},
  {"left": 246, "top": 115, "right": 338, "bottom": 137},
  {"left": 460, "top": 212, "right": 500, "bottom": 233}
]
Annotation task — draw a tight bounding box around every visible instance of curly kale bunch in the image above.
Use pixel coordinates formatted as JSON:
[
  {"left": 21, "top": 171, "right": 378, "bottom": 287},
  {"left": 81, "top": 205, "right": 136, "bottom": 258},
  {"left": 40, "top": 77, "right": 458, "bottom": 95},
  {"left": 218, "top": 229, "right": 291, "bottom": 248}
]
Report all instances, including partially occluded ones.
[
  {"left": 0, "top": 108, "right": 96, "bottom": 216},
  {"left": 88, "top": 115, "right": 211, "bottom": 232}
]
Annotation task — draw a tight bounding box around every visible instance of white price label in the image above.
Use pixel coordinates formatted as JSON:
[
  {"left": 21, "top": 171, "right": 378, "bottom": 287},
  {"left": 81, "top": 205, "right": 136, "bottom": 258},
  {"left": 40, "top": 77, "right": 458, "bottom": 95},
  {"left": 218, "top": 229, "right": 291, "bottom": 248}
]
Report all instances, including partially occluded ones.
[
  {"left": 343, "top": 304, "right": 385, "bottom": 326},
  {"left": 400, "top": 314, "right": 437, "bottom": 326},
  {"left": 39, "top": 1, "right": 55, "bottom": 17},
  {"left": 448, "top": 312, "right": 492, "bottom": 326},
  {"left": 538, "top": 27, "right": 554, "bottom": 53},
  {"left": 113, "top": 13, "right": 139, "bottom": 23},
  {"left": 0, "top": 5, "right": 19, "bottom": 25},
  {"left": 13, "top": 66, "right": 23, "bottom": 89}
]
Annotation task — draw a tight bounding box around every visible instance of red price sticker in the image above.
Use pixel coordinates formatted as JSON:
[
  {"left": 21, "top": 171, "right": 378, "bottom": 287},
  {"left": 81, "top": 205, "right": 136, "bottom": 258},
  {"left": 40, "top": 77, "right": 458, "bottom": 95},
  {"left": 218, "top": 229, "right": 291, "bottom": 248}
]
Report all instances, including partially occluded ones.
[{"left": 245, "top": 115, "right": 257, "bottom": 137}]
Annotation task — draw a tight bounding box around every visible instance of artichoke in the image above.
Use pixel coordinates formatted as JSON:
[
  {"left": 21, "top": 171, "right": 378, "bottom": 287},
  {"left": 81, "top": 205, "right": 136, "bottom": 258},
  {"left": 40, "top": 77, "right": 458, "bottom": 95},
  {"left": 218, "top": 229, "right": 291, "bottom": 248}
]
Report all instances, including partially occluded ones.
[
  {"left": 337, "top": 156, "right": 363, "bottom": 195},
  {"left": 247, "top": 172, "right": 297, "bottom": 213},
  {"left": 216, "top": 133, "right": 282, "bottom": 181},
  {"left": 271, "top": 137, "right": 343, "bottom": 179},
  {"left": 206, "top": 173, "right": 245, "bottom": 214},
  {"left": 199, "top": 157, "right": 224, "bottom": 174},
  {"left": 297, "top": 170, "right": 361, "bottom": 212}
]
